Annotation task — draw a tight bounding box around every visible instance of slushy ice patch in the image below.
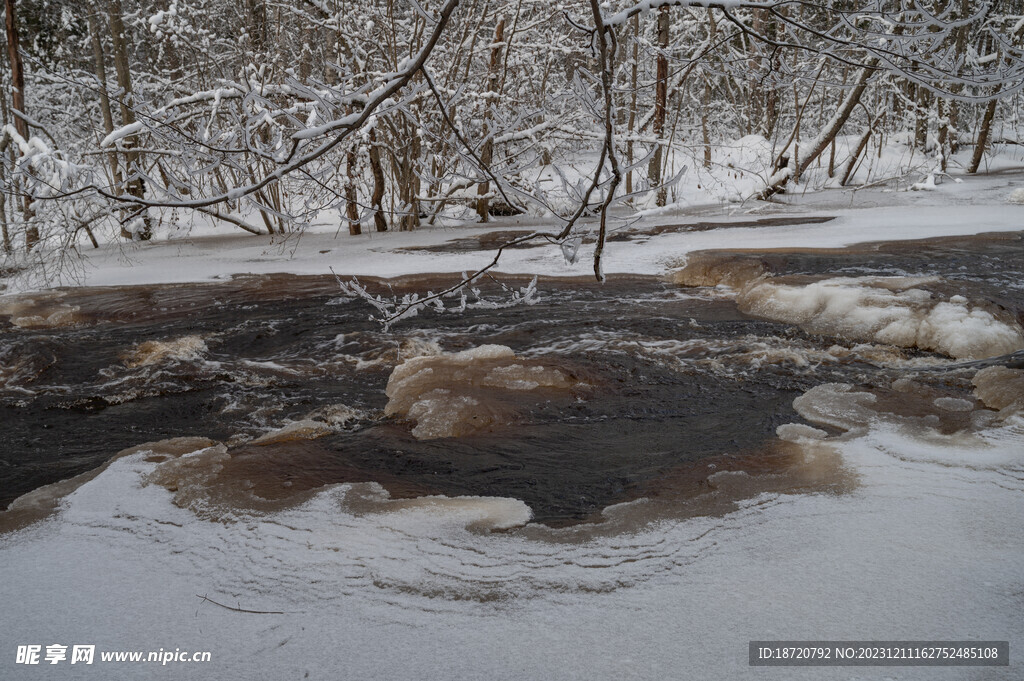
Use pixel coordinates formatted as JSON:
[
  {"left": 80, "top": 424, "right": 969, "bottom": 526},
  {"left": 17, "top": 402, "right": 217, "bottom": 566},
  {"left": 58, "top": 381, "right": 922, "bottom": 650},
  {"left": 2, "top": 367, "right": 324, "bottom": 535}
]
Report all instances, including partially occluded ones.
[
  {"left": 674, "top": 253, "right": 1023, "bottom": 360},
  {"left": 0, "top": 292, "right": 81, "bottom": 328},
  {"left": 737, "top": 276, "right": 1024, "bottom": 360},
  {"left": 1, "top": 434, "right": 845, "bottom": 602},
  {"left": 248, "top": 404, "right": 364, "bottom": 445},
  {"left": 670, "top": 251, "right": 769, "bottom": 290},
  {"left": 385, "top": 345, "right": 587, "bottom": 439},
  {"left": 0, "top": 437, "right": 220, "bottom": 532},
  {"left": 972, "top": 366, "right": 1024, "bottom": 416},
  {"left": 792, "top": 380, "right": 1024, "bottom": 469},
  {"left": 124, "top": 335, "right": 209, "bottom": 367}
]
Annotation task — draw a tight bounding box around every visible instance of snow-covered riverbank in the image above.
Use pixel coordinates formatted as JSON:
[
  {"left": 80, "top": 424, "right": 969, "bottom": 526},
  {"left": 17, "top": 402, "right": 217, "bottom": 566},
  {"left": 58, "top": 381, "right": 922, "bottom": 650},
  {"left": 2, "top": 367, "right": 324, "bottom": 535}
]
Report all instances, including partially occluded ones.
[{"left": 3, "top": 164, "right": 1024, "bottom": 293}]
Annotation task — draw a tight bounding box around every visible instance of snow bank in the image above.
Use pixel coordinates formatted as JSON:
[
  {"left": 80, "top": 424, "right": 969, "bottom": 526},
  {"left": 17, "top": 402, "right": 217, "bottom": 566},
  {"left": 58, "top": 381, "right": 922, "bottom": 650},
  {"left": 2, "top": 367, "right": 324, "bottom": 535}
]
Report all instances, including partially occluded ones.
[{"left": 5, "top": 167, "right": 1024, "bottom": 294}]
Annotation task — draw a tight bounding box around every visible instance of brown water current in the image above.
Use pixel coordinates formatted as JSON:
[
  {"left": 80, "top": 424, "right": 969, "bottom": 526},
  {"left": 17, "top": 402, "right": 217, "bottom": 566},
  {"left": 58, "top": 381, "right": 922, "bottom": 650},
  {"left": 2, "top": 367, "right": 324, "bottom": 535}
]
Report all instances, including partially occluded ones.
[{"left": 2, "top": 230, "right": 1023, "bottom": 529}]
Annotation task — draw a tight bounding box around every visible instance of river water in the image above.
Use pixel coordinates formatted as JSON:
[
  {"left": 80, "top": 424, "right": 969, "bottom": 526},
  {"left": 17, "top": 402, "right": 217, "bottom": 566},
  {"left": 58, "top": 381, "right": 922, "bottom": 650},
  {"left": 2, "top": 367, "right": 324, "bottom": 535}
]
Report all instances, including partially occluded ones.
[{"left": 3, "top": 230, "right": 1021, "bottom": 529}]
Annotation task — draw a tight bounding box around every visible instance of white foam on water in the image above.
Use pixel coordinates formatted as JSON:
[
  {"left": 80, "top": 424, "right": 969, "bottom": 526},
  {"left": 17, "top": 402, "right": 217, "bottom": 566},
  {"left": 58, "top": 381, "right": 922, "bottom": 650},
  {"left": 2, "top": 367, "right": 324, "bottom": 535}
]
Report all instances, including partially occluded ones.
[
  {"left": 527, "top": 329, "right": 926, "bottom": 377},
  {"left": 339, "top": 334, "right": 445, "bottom": 371}
]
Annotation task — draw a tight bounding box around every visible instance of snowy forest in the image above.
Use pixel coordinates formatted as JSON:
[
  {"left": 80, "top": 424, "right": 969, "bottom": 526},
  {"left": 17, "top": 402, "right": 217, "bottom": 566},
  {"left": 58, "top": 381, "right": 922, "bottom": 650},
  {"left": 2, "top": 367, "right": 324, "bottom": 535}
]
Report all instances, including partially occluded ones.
[{"left": 2, "top": 0, "right": 1024, "bottom": 278}]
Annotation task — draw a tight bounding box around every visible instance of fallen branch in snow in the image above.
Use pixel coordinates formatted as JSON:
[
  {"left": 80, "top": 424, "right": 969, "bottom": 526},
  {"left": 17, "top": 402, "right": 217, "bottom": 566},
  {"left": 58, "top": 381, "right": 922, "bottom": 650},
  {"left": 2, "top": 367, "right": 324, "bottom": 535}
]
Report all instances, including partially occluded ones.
[
  {"left": 195, "top": 593, "right": 287, "bottom": 615},
  {"left": 845, "top": 169, "right": 923, "bottom": 193}
]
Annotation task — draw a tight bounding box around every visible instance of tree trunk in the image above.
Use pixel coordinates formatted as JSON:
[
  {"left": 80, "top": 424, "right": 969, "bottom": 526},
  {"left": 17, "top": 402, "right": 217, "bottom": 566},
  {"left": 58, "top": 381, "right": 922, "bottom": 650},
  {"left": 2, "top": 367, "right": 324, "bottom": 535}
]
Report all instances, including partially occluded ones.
[
  {"left": 88, "top": 11, "right": 121, "bottom": 190},
  {"left": 244, "top": 0, "right": 268, "bottom": 54},
  {"left": 914, "top": 84, "right": 929, "bottom": 149},
  {"left": 399, "top": 123, "right": 421, "bottom": 231},
  {"left": 701, "top": 10, "right": 716, "bottom": 170},
  {"left": 761, "top": 15, "right": 779, "bottom": 138},
  {"left": 760, "top": 61, "right": 875, "bottom": 200},
  {"left": 0, "top": 144, "right": 9, "bottom": 252},
  {"left": 702, "top": 76, "right": 712, "bottom": 169},
  {"left": 648, "top": 5, "right": 669, "bottom": 207},
  {"left": 108, "top": 0, "right": 151, "bottom": 240},
  {"left": 840, "top": 124, "right": 874, "bottom": 186},
  {"left": 5, "top": 0, "right": 38, "bottom": 250},
  {"left": 368, "top": 128, "right": 387, "bottom": 232},
  {"left": 625, "top": 14, "right": 639, "bottom": 196},
  {"left": 476, "top": 17, "right": 505, "bottom": 222},
  {"left": 748, "top": 10, "right": 763, "bottom": 133},
  {"left": 346, "top": 148, "right": 361, "bottom": 235},
  {"left": 969, "top": 97, "right": 999, "bottom": 174},
  {"left": 937, "top": 98, "right": 949, "bottom": 172}
]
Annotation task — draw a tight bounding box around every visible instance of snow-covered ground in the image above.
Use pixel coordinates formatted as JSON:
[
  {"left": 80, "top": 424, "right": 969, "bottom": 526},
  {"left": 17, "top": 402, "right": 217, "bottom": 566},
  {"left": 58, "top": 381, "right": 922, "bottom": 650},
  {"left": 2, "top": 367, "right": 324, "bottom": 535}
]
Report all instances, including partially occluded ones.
[
  {"left": 4, "top": 143, "right": 1024, "bottom": 293},
  {"left": 2, "top": 169, "right": 1023, "bottom": 680}
]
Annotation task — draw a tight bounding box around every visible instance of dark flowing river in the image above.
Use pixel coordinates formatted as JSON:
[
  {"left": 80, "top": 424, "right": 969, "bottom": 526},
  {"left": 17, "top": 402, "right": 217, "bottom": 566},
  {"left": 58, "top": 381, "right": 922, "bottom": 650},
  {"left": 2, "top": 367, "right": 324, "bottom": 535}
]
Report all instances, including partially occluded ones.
[{"left": 2, "top": 231, "right": 1022, "bottom": 526}]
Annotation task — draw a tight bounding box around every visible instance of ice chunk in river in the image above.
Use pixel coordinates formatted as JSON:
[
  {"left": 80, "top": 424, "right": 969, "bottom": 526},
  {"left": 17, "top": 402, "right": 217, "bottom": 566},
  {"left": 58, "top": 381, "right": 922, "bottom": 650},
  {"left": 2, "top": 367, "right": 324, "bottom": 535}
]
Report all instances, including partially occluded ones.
[{"left": 385, "top": 345, "right": 584, "bottom": 439}]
